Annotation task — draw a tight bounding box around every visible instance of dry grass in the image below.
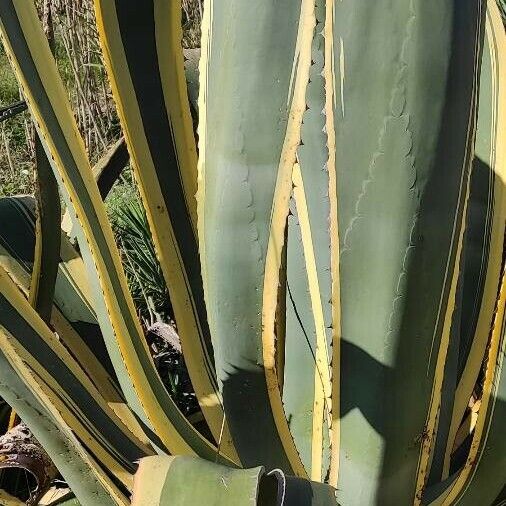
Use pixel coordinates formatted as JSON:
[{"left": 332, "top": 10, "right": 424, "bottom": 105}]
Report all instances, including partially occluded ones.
[{"left": 182, "top": 0, "right": 203, "bottom": 48}]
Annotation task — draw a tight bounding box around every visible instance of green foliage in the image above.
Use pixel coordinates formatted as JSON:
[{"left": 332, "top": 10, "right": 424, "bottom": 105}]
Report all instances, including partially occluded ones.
[
  {"left": 0, "top": 47, "right": 20, "bottom": 104},
  {"left": 0, "top": 47, "right": 34, "bottom": 197},
  {"left": 112, "top": 199, "right": 172, "bottom": 324},
  {"left": 105, "top": 168, "right": 139, "bottom": 222}
]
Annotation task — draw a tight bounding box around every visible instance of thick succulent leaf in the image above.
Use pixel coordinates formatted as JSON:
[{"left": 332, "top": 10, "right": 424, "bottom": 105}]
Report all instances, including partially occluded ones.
[
  {"left": 27, "top": 0, "right": 60, "bottom": 323},
  {"left": 30, "top": 133, "right": 60, "bottom": 323},
  {"left": 0, "top": 265, "right": 154, "bottom": 488},
  {"left": 0, "top": 321, "right": 127, "bottom": 505},
  {"left": 0, "top": 197, "right": 112, "bottom": 375},
  {"left": 437, "top": 262, "right": 506, "bottom": 505},
  {"left": 284, "top": 199, "right": 322, "bottom": 476},
  {"left": 39, "top": 490, "right": 80, "bottom": 506},
  {"left": 0, "top": 197, "right": 40, "bottom": 275},
  {"left": 425, "top": 278, "right": 464, "bottom": 486},
  {"left": 92, "top": 0, "right": 234, "bottom": 458},
  {"left": 59, "top": 47, "right": 199, "bottom": 242},
  {"left": 132, "top": 456, "right": 264, "bottom": 506},
  {"left": 277, "top": 477, "right": 337, "bottom": 506},
  {"left": 199, "top": 0, "right": 317, "bottom": 474},
  {"left": 0, "top": 197, "right": 152, "bottom": 446},
  {"left": 429, "top": 3, "right": 506, "bottom": 502},
  {"left": 93, "top": 137, "right": 129, "bottom": 200},
  {"left": 328, "top": 0, "right": 483, "bottom": 503},
  {"left": 0, "top": 0, "right": 230, "bottom": 463},
  {"left": 61, "top": 47, "right": 199, "bottom": 242},
  {"left": 443, "top": 0, "right": 506, "bottom": 478},
  {"left": 42, "top": 494, "right": 80, "bottom": 506},
  {"left": 0, "top": 240, "right": 151, "bottom": 442},
  {"left": 132, "top": 456, "right": 337, "bottom": 506},
  {"left": 274, "top": 226, "right": 288, "bottom": 397},
  {"left": 282, "top": 0, "right": 333, "bottom": 482},
  {"left": 61, "top": 137, "right": 129, "bottom": 239}
]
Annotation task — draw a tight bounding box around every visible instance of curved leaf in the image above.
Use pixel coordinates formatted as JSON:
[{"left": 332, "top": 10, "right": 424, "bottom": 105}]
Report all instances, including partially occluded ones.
[
  {"left": 283, "top": 0, "right": 333, "bottom": 481},
  {"left": 132, "top": 456, "right": 337, "bottom": 506},
  {"left": 439, "top": 259, "right": 506, "bottom": 505},
  {"left": 0, "top": 265, "right": 154, "bottom": 488},
  {"left": 199, "top": 0, "right": 317, "bottom": 474},
  {"left": 0, "top": 321, "right": 127, "bottom": 505},
  {"left": 92, "top": 0, "right": 235, "bottom": 458},
  {"left": 133, "top": 456, "right": 263, "bottom": 506},
  {"left": 0, "top": 0, "right": 230, "bottom": 463},
  {"left": 30, "top": 133, "right": 60, "bottom": 324},
  {"left": 443, "top": 0, "right": 506, "bottom": 478},
  {"left": 429, "top": 4, "right": 506, "bottom": 502}
]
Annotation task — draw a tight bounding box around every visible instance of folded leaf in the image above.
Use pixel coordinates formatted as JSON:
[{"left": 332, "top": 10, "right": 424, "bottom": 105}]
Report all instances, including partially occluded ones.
[{"left": 132, "top": 456, "right": 337, "bottom": 506}]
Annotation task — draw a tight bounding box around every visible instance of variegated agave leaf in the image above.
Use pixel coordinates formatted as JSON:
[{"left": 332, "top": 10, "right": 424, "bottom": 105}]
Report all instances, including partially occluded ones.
[
  {"left": 0, "top": 0, "right": 504, "bottom": 504},
  {"left": 0, "top": 0, "right": 232, "bottom": 464},
  {"left": 0, "top": 323, "right": 127, "bottom": 505},
  {"left": 199, "top": 0, "right": 493, "bottom": 505},
  {"left": 92, "top": 0, "right": 236, "bottom": 460},
  {"left": 132, "top": 456, "right": 337, "bottom": 506}
]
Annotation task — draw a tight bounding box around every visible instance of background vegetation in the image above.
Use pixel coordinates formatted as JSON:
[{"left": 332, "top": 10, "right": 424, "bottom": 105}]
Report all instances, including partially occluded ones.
[{"left": 0, "top": 0, "right": 201, "bottom": 215}]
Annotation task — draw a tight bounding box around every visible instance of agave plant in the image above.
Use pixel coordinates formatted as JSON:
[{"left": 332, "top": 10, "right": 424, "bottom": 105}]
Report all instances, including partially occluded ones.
[{"left": 0, "top": 0, "right": 504, "bottom": 504}]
